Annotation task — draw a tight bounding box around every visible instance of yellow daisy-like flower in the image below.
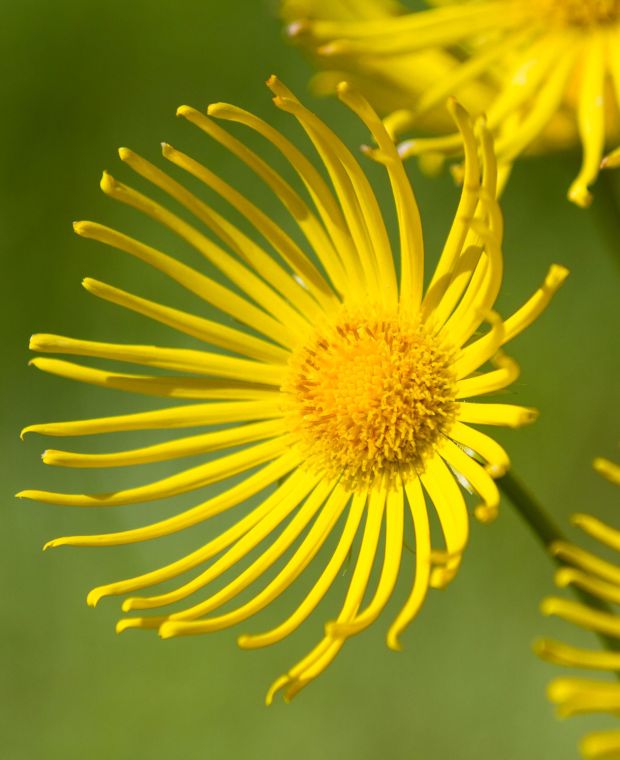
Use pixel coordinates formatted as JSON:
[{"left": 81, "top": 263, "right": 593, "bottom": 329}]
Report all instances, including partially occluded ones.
[
  {"left": 536, "top": 459, "right": 620, "bottom": 759},
  {"left": 19, "top": 76, "right": 566, "bottom": 702},
  {"left": 283, "top": 0, "right": 620, "bottom": 205}
]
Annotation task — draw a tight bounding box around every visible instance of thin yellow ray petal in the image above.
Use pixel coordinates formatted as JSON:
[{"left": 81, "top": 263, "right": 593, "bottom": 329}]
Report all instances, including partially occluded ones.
[
  {"left": 238, "top": 489, "right": 366, "bottom": 650},
  {"left": 82, "top": 278, "right": 289, "bottom": 364},
  {"left": 501, "top": 264, "right": 569, "bottom": 343},
  {"left": 294, "top": 1, "right": 510, "bottom": 40},
  {"left": 594, "top": 458, "right": 620, "bottom": 486},
  {"left": 268, "top": 488, "right": 386, "bottom": 702},
  {"left": 314, "top": 3, "right": 517, "bottom": 57},
  {"left": 542, "top": 597, "right": 620, "bottom": 637},
  {"left": 550, "top": 542, "right": 620, "bottom": 586},
  {"left": 42, "top": 418, "right": 288, "bottom": 468},
  {"left": 437, "top": 219, "right": 503, "bottom": 349},
  {"left": 116, "top": 469, "right": 322, "bottom": 634},
  {"left": 124, "top": 142, "right": 328, "bottom": 317},
  {"left": 438, "top": 438, "right": 499, "bottom": 523},
  {"left": 329, "top": 486, "right": 403, "bottom": 636},
  {"left": 29, "top": 357, "right": 280, "bottom": 401},
  {"left": 456, "top": 401, "right": 538, "bottom": 428},
  {"left": 101, "top": 170, "right": 311, "bottom": 336},
  {"left": 415, "top": 27, "right": 532, "bottom": 118},
  {"left": 207, "top": 101, "right": 364, "bottom": 295},
  {"left": 555, "top": 566, "right": 620, "bottom": 606},
  {"left": 421, "top": 454, "right": 469, "bottom": 587},
  {"left": 572, "top": 513, "right": 620, "bottom": 552},
  {"left": 387, "top": 478, "right": 431, "bottom": 650},
  {"left": 170, "top": 113, "right": 340, "bottom": 309},
  {"left": 581, "top": 729, "right": 620, "bottom": 760},
  {"left": 486, "top": 34, "right": 566, "bottom": 130},
  {"left": 268, "top": 77, "right": 390, "bottom": 300},
  {"left": 18, "top": 436, "right": 288, "bottom": 507},
  {"left": 337, "top": 83, "right": 423, "bottom": 311},
  {"left": 455, "top": 351, "right": 519, "bottom": 399},
  {"left": 80, "top": 456, "right": 300, "bottom": 602},
  {"left": 74, "top": 221, "right": 293, "bottom": 347},
  {"left": 422, "top": 100, "right": 481, "bottom": 319},
  {"left": 535, "top": 637, "right": 620, "bottom": 671},
  {"left": 448, "top": 422, "right": 509, "bottom": 478},
  {"left": 30, "top": 334, "right": 284, "bottom": 385},
  {"left": 177, "top": 104, "right": 348, "bottom": 296},
  {"left": 422, "top": 245, "right": 483, "bottom": 333},
  {"left": 568, "top": 35, "right": 606, "bottom": 207},
  {"left": 453, "top": 312, "right": 505, "bottom": 380},
  {"left": 22, "top": 398, "right": 282, "bottom": 438},
  {"left": 128, "top": 471, "right": 325, "bottom": 613},
  {"left": 156, "top": 485, "right": 351, "bottom": 635},
  {"left": 547, "top": 677, "right": 620, "bottom": 717},
  {"left": 493, "top": 37, "right": 578, "bottom": 163}
]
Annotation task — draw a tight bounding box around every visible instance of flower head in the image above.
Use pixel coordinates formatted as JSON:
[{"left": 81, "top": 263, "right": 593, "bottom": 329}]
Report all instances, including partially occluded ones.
[
  {"left": 284, "top": 0, "right": 620, "bottom": 205},
  {"left": 19, "top": 77, "right": 566, "bottom": 701},
  {"left": 536, "top": 457, "right": 620, "bottom": 759}
]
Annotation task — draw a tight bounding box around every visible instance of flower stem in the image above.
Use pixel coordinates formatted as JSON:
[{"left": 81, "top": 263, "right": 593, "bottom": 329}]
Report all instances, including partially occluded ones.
[
  {"left": 594, "top": 171, "right": 620, "bottom": 272},
  {"left": 498, "top": 469, "right": 620, "bottom": 654}
]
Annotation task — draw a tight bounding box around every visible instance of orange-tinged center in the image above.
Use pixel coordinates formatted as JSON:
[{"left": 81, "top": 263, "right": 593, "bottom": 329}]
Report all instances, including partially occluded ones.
[{"left": 285, "top": 312, "right": 457, "bottom": 490}]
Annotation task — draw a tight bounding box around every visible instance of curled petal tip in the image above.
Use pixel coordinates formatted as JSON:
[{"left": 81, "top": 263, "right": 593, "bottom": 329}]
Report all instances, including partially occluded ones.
[
  {"left": 266, "top": 675, "right": 288, "bottom": 706},
  {"left": 474, "top": 504, "right": 498, "bottom": 523},
  {"left": 531, "top": 638, "right": 549, "bottom": 657},
  {"left": 100, "top": 171, "right": 118, "bottom": 195},
  {"left": 118, "top": 147, "right": 131, "bottom": 161},
  {"left": 176, "top": 104, "right": 193, "bottom": 118},
  {"left": 86, "top": 588, "right": 104, "bottom": 608},
  {"left": 554, "top": 568, "right": 574, "bottom": 588},
  {"left": 486, "top": 462, "right": 507, "bottom": 478},
  {"left": 567, "top": 183, "right": 593, "bottom": 208},
  {"left": 539, "top": 597, "right": 557, "bottom": 617},
  {"left": 158, "top": 622, "right": 176, "bottom": 639},
  {"left": 336, "top": 80, "right": 351, "bottom": 95},
  {"left": 73, "top": 220, "right": 90, "bottom": 236},
  {"left": 386, "top": 632, "right": 403, "bottom": 652},
  {"left": 547, "top": 264, "right": 570, "bottom": 285}
]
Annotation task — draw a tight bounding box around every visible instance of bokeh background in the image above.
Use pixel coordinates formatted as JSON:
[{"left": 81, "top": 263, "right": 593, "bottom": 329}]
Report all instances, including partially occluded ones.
[{"left": 3, "top": 1, "right": 620, "bottom": 758}]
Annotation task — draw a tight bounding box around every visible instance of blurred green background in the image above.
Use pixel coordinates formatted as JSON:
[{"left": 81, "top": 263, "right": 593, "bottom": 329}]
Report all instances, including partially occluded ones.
[{"left": 3, "top": 1, "right": 620, "bottom": 759}]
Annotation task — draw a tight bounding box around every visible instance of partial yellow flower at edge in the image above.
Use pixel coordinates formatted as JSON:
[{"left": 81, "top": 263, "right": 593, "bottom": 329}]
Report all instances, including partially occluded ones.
[
  {"left": 18, "top": 77, "right": 567, "bottom": 702},
  {"left": 283, "top": 0, "right": 620, "bottom": 207},
  {"left": 536, "top": 458, "right": 620, "bottom": 759}
]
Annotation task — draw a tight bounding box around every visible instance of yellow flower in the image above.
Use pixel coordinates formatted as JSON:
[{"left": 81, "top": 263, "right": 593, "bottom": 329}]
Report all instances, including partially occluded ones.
[
  {"left": 19, "top": 77, "right": 566, "bottom": 702},
  {"left": 536, "top": 459, "right": 620, "bottom": 759},
  {"left": 283, "top": 0, "right": 620, "bottom": 206}
]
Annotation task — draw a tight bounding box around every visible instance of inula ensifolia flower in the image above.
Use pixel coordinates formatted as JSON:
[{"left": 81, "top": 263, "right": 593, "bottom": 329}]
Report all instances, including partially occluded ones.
[
  {"left": 536, "top": 458, "right": 620, "bottom": 759},
  {"left": 19, "top": 77, "right": 567, "bottom": 701},
  {"left": 283, "top": 0, "right": 620, "bottom": 205}
]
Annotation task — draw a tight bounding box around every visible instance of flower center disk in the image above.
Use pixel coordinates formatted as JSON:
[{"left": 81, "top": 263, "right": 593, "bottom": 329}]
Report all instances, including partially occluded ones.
[
  {"left": 285, "top": 313, "right": 457, "bottom": 490},
  {"left": 532, "top": 0, "right": 620, "bottom": 25}
]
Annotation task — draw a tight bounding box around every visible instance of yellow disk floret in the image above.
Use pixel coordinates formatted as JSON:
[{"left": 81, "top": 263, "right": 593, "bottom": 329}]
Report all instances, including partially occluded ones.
[{"left": 285, "top": 310, "right": 457, "bottom": 490}]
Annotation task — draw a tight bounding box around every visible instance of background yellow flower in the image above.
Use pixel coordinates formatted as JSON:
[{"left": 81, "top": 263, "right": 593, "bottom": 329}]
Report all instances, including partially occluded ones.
[
  {"left": 537, "top": 458, "right": 620, "bottom": 760},
  {"left": 283, "top": 0, "right": 620, "bottom": 205}
]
